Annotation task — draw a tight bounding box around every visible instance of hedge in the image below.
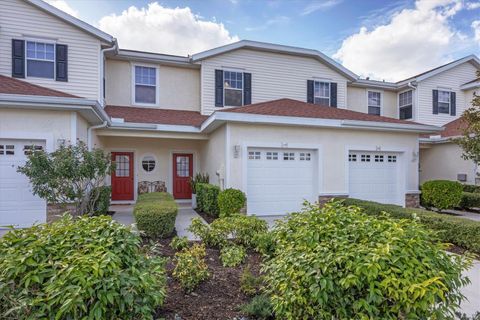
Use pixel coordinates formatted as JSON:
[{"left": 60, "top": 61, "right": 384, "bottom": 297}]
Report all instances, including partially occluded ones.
[
  {"left": 218, "top": 188, "right": 246, "bottom": 218},
  {"left": 462, "top": 184, "right": 480, "bottom": 193},
  {"left": 196, "top": 183, "right": 220, "bottom": 217},
  {"left": 421, "top": 180, "right": 463, "bottom": 211},
  {"left": 337, "top": 198, "right": 480, "bottom": 254},
  {"left": 134, "top": 192, "right": 177, "bottom": 238},
  {"left": 459, "top": 192, "right": 480, "bottom": 210}
]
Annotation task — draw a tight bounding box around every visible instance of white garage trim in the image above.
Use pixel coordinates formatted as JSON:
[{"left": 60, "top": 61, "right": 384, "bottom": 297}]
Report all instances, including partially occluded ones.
[
  {"left": 345, "top": 145, "right": 407, "bottom": 206},
  {"left": 0, "top": 131, "right": 54, "bottom": 152}
]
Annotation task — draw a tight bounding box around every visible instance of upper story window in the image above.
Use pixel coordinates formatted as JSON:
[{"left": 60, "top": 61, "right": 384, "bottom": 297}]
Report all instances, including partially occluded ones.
[
  {"left": 224, "top": 71, "right": 243, "bottom": 106},
  {"left": 134, "top": 66, "right": 157, "bottom": 105},
  {"left": 438, "top": 90, "right": 451, "bottom": 114},
  {"left": 314, "top": 81, "right": 330, "bottom": 106},
  {"left": 26, "top": 41, "right": 55, "bottom": 79},
  {"left": 367, "top": 91, "right": 381, "bottom": 115},
  {"left": 399, "top": 90, "right": 413, "bottom": 120}
]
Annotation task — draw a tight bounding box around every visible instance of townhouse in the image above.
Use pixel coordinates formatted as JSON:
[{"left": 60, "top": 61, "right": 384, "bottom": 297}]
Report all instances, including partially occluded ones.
[{"left": 0, "top": 0, "right": 478, "bottom": 228}]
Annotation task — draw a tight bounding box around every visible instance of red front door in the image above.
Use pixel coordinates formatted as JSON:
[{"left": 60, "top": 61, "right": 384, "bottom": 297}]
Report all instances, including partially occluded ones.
[
  {"left": 111, "top": 152, "right": 134, "bottom": 201},
  {"left": 173, "top": 153, "right": 193, "bottom": 199}
]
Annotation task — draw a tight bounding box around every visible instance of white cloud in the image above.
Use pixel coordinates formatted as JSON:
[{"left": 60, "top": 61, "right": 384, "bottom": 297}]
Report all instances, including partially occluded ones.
[
  {"left": 245, "top": 16, "right": 290, "bottom": 31},
  {"left": 45, "top": 0, "right": 79, "bottom": 18},
  {"left": 301, "top": 0, "right": 342, "bottom": 16},
  {"left": 98, "top": 2, "right": 239, "bottom": 56},
  {"left": 334, "top": 0, "right": 471, "bottom": 81},
  {"left": 466, "top": 2, "right": 480, "bottom": 10},
  {"left": 473, "top": 20, "right": 480, "bottom": 43}
]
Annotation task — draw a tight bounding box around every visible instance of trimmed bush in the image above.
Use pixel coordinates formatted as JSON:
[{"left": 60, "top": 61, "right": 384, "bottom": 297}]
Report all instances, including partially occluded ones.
[
  {"left": 339, "top": 198, "right": 480, "bottom": 254},
  {"left": 462, "top": 184, "right": 480, "bottom": 193},
  {"left": 92, "top": 185, "right": 111, "bottom": 215},
  {"left": 0, "top": 215, "right": 166, "bottom": 320},
  {"left": 218, "top": 188, "right": 246, "bottom": 218},
  {"left": 421, "top": 180, "right": 463, "bottom": 210},
  {"left": 460, "top": 192, "right": 480, "bottom": 209},
  {"left": 263, "top": 202, "right": 471, "bottom": 319},
  {"left": 220, "top": 244, "right": 247, "bottom": 267},
  {"left": 196, "top": 183, "right": 221, "bottom": 216},
  {"left": 134, "top": 192, "right": 177, "bottom": 238},
  {"left": 173, "top": 243, "right": 209, "bottom": 292}
]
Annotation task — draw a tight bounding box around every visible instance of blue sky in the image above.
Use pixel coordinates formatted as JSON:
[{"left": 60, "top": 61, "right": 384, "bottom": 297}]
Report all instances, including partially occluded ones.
[{"left": 47, "top": 0, "right": 480, "bottom": 81}]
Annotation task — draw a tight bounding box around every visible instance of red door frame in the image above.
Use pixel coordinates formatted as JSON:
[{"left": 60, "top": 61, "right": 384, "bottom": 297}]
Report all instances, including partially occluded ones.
[
  {"left": 173, "top": 153, "right": 193, "bottom": 199},
  {"left": 111, "top": 152, "right": 134, "bottom": 201}
]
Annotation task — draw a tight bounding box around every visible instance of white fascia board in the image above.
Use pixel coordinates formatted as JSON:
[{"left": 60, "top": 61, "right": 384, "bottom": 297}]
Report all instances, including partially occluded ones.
[
  {"left": 461, "top": 81, "right": 480, "bottom": 90},
  {"left": 191, "top": 40, "right": 358, "bottom": 80},
  {"left": 351, "top": 79, "right": 398, "bottom": 90},
  {"left": 419, "top": 136, "right": 459, "bottom": 144},
  {"left": 110, "top": 121, "right": 201, "bottom": 133},
  {"left": 26, "top": 0, "right": 114, "bottom": 44},
  {"left": 341, "top": 120, "right": 442, "bottom": 133},
  {"left": 116, "top": 50, "right": 194, "bottom": 67}
]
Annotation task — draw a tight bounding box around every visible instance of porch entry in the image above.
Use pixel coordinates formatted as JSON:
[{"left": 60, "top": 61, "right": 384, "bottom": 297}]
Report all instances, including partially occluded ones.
[
  {"left": 111, "top": 152, "right": 134, "bottom": 201},
  {"left": 173, "top": 153, "right": 193, "bottom": 199}
]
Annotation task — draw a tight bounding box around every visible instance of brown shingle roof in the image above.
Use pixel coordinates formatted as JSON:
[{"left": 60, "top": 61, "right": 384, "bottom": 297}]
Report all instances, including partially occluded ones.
[
  {"left": 0, "top": 75, "right": 78, "bottom": 98},
  {"left": 221, "top": 98, "right": 421, "bottom": 125},
  {"left": 440, "top": 117, "right": 467, "bottom": 138},
  {"left": 105, "top": 105, "right": 208, "bottom": 127}
]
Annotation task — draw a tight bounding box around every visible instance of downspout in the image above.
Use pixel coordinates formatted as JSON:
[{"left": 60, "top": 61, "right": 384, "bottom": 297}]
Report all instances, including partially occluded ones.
[
  {"left": 99, "top": 39, "right": 118, "bottom": 106},
  {"left": 87, "top": 121, "right": 107, "bottom": 151}
]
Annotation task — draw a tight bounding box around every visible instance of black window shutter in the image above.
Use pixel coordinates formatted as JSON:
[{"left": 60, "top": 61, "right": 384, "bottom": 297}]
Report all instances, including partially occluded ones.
[
  {"left": 215, "top": 69, "right": 224, "bottom": 107},
  {"left": 450, "top": 92, "right": 456, "bottom": 116},
  {"left": 55, "top": 44, "right": 68, "bottom": 82},
  {"left": 12, "top": 39, "right": 25, "bottom": 78},
  {"left": 432, "top": 89, "right": 439, "bottom": 114},
  {"left": 330, "top": 82, "right": 337, "bottom": 107},
  {"left": 243, "top": 72, "right": 252, "bottom": 105},
  {"left": 307, "top": 80, "right": 314, "bottom": 103}
]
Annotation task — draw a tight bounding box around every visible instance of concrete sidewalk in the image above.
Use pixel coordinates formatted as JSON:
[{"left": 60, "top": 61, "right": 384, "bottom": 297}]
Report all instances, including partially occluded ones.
[{"left": 460, "top": 259, "right": 480, "bottom": 316}]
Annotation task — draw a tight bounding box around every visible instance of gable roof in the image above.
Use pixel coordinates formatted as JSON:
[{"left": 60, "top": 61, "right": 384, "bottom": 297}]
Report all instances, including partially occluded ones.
[
  {"left": 0, "top": 75, "right": 79, "bottom": 98},
  {"left": 25, "top": 0, "right": 114, "bottom": 44},
  {"left": 191, "top": 40, "right": 358, "bottom": 81},
  {"left": 105, "top": 105, "right": 208, "bottom": 127},
  {"left": 220, "top": 98, "right": 420, "bottom": 125},
  {"left": 397, "top": 55, "right": 480, "bottom": 85}
]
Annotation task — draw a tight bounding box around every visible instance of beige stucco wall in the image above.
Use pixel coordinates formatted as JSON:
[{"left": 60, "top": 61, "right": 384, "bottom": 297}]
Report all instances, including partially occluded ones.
[
  {"left": 347, "top": 86, "right": 397, "bottom": 118},
  {"left": 200, "top": 125, "right": 226, "bottom": 188},
  {"left": 105, "top": 58, "right": 201, "bottom": 111},
  {"left": 0, "top": 109, "right": 74, "bottom": 150},
  {"left": 227, "top": 124, "right": 420, "bottom": 201},
  {"left": 99, "top": 136, "right": 204, "bottom": 199},
  {"left": 76, "top": 114, "right": 89, "bottom": 144},
  {"left": 420, "top": 142, "right": 477, "bottom": 185}
]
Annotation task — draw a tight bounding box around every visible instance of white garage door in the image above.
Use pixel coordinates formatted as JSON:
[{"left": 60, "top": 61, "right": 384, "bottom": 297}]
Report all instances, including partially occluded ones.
[
  {"left": 0, "top": 139, "right": 46, "bottom": 228},
  {"left": 247, "top": 148, "right": 317, "bottom": 216},
  {"left": 348, "top": 151, "right": 403, "bottom": 206}
]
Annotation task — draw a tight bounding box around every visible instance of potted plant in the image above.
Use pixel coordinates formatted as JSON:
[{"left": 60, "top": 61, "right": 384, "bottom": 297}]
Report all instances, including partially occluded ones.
[{"left": 190, "top": 173, "right": 209, "bottom": 209}]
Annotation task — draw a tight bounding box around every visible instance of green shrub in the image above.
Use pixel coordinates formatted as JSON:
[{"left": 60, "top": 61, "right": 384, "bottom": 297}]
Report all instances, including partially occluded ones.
[
  {"left": 220, "top": 245, "right": 246, "bottom": 267},
  {"left": 462, "top": 184, "right": 480, "bottom": 193},
  {"left": 240, "top": 265, "right": 263, "bottom": 296},
  {"left": 218, "top": 188, "right": 246, "bottom": 218},
  {"left": 421, "top": 180, "right": 463, "bottom": 210},
  {"left": 92, "top": 185, "right": 111, "bottom": 215},
  {"left": 0, "top": 215, "right": 166, "bottom": 320},
  {"left": 188, "top": 214, "right": 268, "bottom": 249},
  {"left": 134, "top": 192, "right": 177, "bottom": 239},
  {"left": 339, "top": 198, "right": 480, "bottom": 254},
  {"left": 460, "top": 192, "right": 480, "bottom": 209},
  {"left": 170, "top": 236, "right": 190, "bottom": 251},
  {"left": 189, "top": 172, "right": 209, "bottom": 194},
  {"left": 196, "top": 183, "right": 221, "bottom": 216},
  {"left": 253, "top": 232, "right": 276, "bottom": 257},
  {"left": 262, "top": 201, "right": 471, "bottom": 319},
  {"left": 240, "top": 295, "right": 273, "bottom": 320},
  {"left": 173, "top": 243, "right": 209, "bottom": 292}
]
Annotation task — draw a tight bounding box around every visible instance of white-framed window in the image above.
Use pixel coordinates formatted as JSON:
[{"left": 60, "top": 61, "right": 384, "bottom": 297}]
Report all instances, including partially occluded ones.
[
  {"left": 349, "top": 154, "right": 357, "bottom": 162},
  {"left": 266, "top": 152, "right": 278, "bottom": 160},
  {"left": 248, "top": 151, "right": 261, "bottom": 160},
  {"left": 388, "top": 155, "right": 397, "bottom": 163},
  {"left": 438, "top": 90, "right": 451, "bottom": 114},
  {"left": 374, "top": 155, "right": 384, "bottom": 162},
  {"left": 361, "top": 154, "right": 370, "bottom": 162},
  {"left": 224, "top": 70, "right": 243, "bottom": 107},
  {"left": 399, "top": 90, "right": 413, "bottom": 120},
  {"left": 299, "top": 152, "right": 311, "bottom": 161},
  {"left": 367, "top": 91, "right": 381, "bottom": 115},
  {"left": 283, "top": 152, "right": 295, "bottom": 160},
  {"left": 23, "top": 145, "right": 43, "bottom": 156},
  {"left": 0, "top": 144, "right": 15, "bottom": 156},
  {"left": 134, "top": 65, "right": 157, "bottom": 105},
  {"left": 26, "top": 41, "right": 55, "bottom": 79},
  {"left": 141, "top": 155, "right": 156, "bottom": 173},
  {"left": 314, "top": 81, "right": 330, "bottom": 106}
]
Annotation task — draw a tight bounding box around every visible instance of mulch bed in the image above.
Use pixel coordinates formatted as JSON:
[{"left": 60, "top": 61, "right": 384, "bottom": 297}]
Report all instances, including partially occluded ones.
[
  {"left": 196, "top": 210, "right": 216, "bottom": 224},
  {"left": 154, "top": 238, "right": 263, "bottom": 320}
]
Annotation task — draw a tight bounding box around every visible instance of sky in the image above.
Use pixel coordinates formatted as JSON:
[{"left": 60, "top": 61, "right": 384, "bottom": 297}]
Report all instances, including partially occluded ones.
[{"left": 45, "top": 0, "right": 480, "bottom": 82}]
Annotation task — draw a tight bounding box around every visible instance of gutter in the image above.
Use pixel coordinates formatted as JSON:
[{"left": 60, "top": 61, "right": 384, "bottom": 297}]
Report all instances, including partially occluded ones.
[
  {"left": 340, "top": 119, "right": 441, "bottom": 133},
  {"left": 99, "top": 39, "right": 118, "bottom": 106}
]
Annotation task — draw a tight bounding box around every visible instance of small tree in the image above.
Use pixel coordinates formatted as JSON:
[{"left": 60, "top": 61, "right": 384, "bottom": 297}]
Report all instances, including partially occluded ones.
[
  {"left": 455, "top": 71, "right": 480, "bottom": 165},
  {"left": 18, "top": 142, "right": 113, "bottom": 216}
]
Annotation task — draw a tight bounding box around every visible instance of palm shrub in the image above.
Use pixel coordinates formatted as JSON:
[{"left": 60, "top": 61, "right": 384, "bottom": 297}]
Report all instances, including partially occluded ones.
[
  {"left": 421, "top": 180, "right": 463, "bottom": 211},
  {"left": 262, "top": 201, "right": 471, "bottom": 319},
  {"left": 218, "top": 188, "right": 246, "bottom": 217},
  {"left": 0, "top": 215, "right": 166, "bottom": 320}
]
